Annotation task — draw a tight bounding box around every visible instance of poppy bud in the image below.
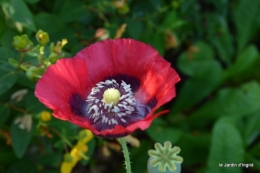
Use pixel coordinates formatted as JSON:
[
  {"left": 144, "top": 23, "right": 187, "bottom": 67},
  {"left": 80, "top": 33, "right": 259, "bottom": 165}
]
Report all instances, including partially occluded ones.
[
  {"left": 113, "top": 0, "right": 125, "bottom": 8},
  {"left": 48, "top": 52, "right": 59, "bottom": 64},
  {"left": 40, "top": 111, "right": 52, "bottom": 122},
  {"left": 26, "top": 66, "right": 44, "bottom": 81},
  {"left": 36, "top": 30, "right": 50, "bottom": 45},
  {"left": 113, "top": 0, "right": 129, "bottom": 14},
  {"left": 13, "top": 35, "right": 33, "bottom": 52}
]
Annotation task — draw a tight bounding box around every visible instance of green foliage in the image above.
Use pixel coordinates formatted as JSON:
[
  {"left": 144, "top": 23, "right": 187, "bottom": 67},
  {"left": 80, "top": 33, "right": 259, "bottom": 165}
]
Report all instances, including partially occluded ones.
[
  {"left": 0, "top": 0, "right": 260, "bottom": 172},
  {"left": 147, "top": 119, "right": 182, "bottom": 144},
  {"left": 206, "top": 118, "right": 244, "bottom": 173},
  {"left": 0, "top": 105, "right": 10, "bottom": 126},
  {"left": 2, "top": 0, "right": 36, "bottom": 31},
  {"left": 10, "top": 117, "right": 35, "bottom": 158},
  {"left": 233, "top": 0, "right": 260, "bottom": 53}
]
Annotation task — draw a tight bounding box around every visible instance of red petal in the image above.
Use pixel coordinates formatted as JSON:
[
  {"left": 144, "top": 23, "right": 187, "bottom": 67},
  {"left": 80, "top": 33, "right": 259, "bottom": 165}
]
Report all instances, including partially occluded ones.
[
  {"left": 74, "top": 40, "right": 117, "bottom": 84},
  {"left": 75, "top": 39, "right": 165, "bottom": 82},
  {"left": 35, "top": 58, "right": 93, "bottom": 121},
  {"left": 136, "top": 59, "right": 180, "bottom": 108}
]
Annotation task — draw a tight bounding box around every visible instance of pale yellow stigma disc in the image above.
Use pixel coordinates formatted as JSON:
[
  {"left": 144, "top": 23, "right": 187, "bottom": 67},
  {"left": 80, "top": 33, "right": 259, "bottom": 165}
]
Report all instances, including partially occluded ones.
[{"left": 103, "top": 88, "right": 121, "bottom": 105}]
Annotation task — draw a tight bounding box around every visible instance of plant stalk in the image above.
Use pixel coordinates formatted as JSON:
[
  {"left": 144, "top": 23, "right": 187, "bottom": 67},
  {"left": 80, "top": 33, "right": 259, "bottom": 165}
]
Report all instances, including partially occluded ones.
[{"left": 119, "top": 137, "right": 132, "bottom": 173}]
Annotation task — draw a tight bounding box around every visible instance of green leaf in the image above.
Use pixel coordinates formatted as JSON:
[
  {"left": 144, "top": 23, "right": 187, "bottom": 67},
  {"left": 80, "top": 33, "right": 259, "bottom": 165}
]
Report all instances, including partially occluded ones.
[
  {"left": 10, "top": 118, "right": 35, "bottom": 158},
  {"left": 57, "top": 1, "right": 88, "bottom": 23},
  {"left": 0, "top": 47, "right": 17, "bottom": 60},
  {"left": 2, "top": 0, "right": 36, "bottom": 31},
  {"left": 206, "top": 119, "right": 244, "bottom": 173},
  {"left": 0, "top": 72, "right": 16, "bottom": 96},
  {"left": 24, "top": 0, "right": 40, "bottom": 4},
  {"left": 34, "top": 13, "right": 64, "bottom": 33},
  {"left": 0, "top": 104, "right": 10, "bottom": 126},
  {"left": 24, "top": 91, "right": 46, "bottom": 113},
  {"left": 149, "top": 0, "right": 164, "bottom": 9},
  {"left": 162, "top": 11, "right": 186, "bottom": 30},
  {"left": 16, "top": 73, "right": 35, "bottom": 89},
  {"left": 8, "top": 58, "right": 18, "bottom": 68},
  {"left": 210, "top": 28, "right": 234, "bottom": 66},
  {"left": 178, "top": 42, "right": 215, "bottom": 76},
  {"left": 0, "top": 30, "right": 18, "bottom": 49},
  {"left": 178, "top": 133, "right": 211, "bottom": 166},
  {"left": 37, "top": 151, "right": 62, "bottom": 167},
  {"left": 151, "top": 32, "right": 165, "bottom": 55},
  {"left": 223, "top": 45, "right": 259, "bottom": 81},
  {"left": 233, "top": 0, "right": 260, "bottom": 52},
  {"left": 146, "top": 118, "right": 182, "bottom": 143},
  {"left": 173, "top": 43, "right": 223, "bottom": 113},
  {"left": 0, "top": 47, "right": 17, "bottom": 71},
  {"left": 0, "top": 60, "right": 14, "bottom": 71},
  {"left": 244, "top": 110, "right": 260, "bottom": 146},
  {"left": 0, "top": 13, "right": 7, "bottom": 37},
  {"left": 126, "top": 18, "right": 143, "bottom": 39},
  {"left": 7, "top": 158, "right": 38, "bottom": 173},
  {"left": 189, "top": 81, "right": 260, "bottom": 124},
  {"left": 0, "top": 150, "right": 17, "bottom": 165},
  {"left": 245, "top": 153, "right": 260, "bottom": 170},
  {"left": 173, "top": 61, "right": 222, "bottom": 113}
]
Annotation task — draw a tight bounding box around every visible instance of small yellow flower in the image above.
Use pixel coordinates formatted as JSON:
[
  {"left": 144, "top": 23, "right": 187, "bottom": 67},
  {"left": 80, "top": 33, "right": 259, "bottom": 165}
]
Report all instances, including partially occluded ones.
[
  {"left": 78, "top": 129, "right": 93, "bottom": 144},
  {"left": 40, "top": 111, "right": 52, "bottom": 122},
  {"left": 60, "top": 160, "right": 75, "bottom": 173},
  {"left": 60, "top": 130, "right": 93, "bottom": 173}
]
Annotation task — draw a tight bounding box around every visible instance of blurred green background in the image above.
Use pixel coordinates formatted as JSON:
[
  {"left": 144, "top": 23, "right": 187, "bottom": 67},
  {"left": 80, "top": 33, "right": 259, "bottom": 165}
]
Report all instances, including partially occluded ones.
[{"left": 1, "top": 0, "right": 260, "bottom": 173}]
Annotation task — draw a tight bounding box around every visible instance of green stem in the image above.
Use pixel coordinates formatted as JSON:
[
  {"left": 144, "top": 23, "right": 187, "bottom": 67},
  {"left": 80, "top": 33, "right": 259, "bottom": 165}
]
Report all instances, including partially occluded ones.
[
  {"left": 18, "top": 52, "right": 25, "bottom": 69},
  {"left": 119, "top": 137, "right": 132, "bottom": 173}
]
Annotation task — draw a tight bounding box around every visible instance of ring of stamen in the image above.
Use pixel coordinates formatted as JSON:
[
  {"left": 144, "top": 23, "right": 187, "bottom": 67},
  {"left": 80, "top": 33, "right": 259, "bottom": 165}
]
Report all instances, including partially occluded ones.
[{"left": 85, "top": 79, "right": 136, "bottom": 128}]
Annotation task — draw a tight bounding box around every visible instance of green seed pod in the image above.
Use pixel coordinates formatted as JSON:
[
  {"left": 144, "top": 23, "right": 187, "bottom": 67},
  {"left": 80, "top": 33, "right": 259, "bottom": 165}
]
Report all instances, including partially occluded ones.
[
  {"left": 147, "top": 141, "right": 183, "bottom": 173},
  {"left": 36, "top": 30, "right": 50, "bottom": 45},
  {"left": 13, "top": 34, "right": 33, "bottom": 52}
]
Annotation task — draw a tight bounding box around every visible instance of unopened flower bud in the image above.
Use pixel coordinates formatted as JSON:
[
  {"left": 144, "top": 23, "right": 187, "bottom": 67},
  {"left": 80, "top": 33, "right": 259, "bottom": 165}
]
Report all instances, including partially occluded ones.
[
  {"left": 113, "top": 0, "right": 125, "bottom": 8},
  {"left": 48, "top": 52, "right": 59, "bottom": 64},
  {"left": 26, "top": 66, "right": 44, "bottom": 81},
  {"left": 40, "top": 111, "right": 52, "bottom": 122},
  {"left": 36, "top": 30, "right": 50, "bottom": 45},
  {"left": 13, "top": 35, "right": 33, "bottom": 52}
]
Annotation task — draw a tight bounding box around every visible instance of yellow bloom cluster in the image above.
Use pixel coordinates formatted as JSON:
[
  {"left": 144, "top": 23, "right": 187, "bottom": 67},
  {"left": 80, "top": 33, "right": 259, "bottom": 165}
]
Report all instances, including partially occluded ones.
[{"left": 60, "top": 130, "right": 94, "bottom": 173}]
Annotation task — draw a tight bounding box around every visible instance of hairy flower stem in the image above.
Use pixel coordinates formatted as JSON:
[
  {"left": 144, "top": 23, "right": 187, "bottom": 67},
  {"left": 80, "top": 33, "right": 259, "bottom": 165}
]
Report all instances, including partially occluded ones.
[{"left": 119, "top": 137, "right": 132, "bottom": 173}]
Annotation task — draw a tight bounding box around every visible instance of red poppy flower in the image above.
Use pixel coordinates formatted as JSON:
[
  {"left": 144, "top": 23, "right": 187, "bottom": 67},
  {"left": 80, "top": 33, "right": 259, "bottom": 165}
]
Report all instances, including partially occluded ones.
[{"left": 35, "top": 39, "right": 180, "bottom": 138}]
